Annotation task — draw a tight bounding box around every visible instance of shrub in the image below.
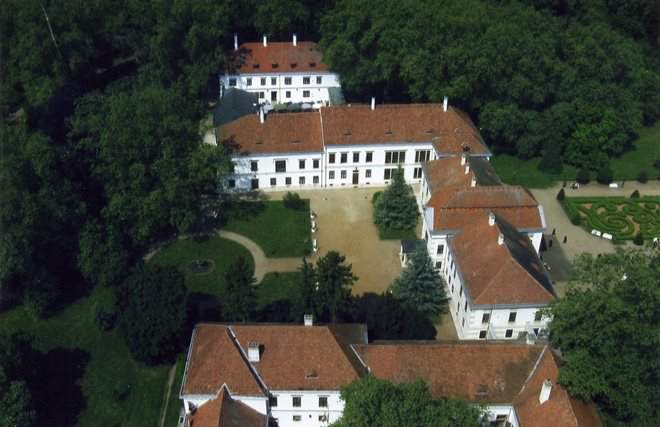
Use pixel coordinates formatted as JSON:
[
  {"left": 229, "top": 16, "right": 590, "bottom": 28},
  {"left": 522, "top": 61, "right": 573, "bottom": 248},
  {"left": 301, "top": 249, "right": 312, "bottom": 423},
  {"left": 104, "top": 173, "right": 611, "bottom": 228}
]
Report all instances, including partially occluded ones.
[
  {"left": 576, "top": 169, "right": 590, "bottom": 184},
  {"left": 95, "top": 306, "right": 117, "bottom": 331},
  {"left": 653, "top": 159, "right": 660, "bottom": 170},
  {"left": 637, "top": 171, "right": 648, "bottom": 183},
  {"left": 282, "top": 192, "right": 304, "bottom": 210},
  {"left": 371, "top": 191, "right": 382, "bottom": 205},
  {"left": 631, "top": 190, "right": 640, "bottom": 198},
  {"left": 596, "top": 166, "right": 613, "bottom": 185},
  {"left": 538, "top": 143, "right": 563, "bottom": 174},
  {"left": 633, "top": 232, "right": 644, "bottom": 246},
  {"left": 570, "top": 211, "right": 581, "bottom": 225},
  {"left": 556, "top": 188, "right": 565, "bottom": 201}
]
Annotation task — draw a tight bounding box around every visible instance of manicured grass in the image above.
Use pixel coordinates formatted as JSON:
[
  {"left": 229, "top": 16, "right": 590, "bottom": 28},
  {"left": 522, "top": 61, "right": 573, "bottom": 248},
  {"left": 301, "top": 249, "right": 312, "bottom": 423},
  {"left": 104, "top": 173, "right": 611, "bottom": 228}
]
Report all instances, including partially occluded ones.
[
  {"left": 223, "top": 200, "right": 312, "bottom": 258},
  {"left": 257, "top": 271, "right": 303, "bottom": 309},
  {"left": 0, "top": 286, "right": 170, "bottom": 427},
  {"left": 610, "top": 121, "right": 660, "bottom": 180},
  {"left": 562, "top": 196, "right": 660, "bottom": 241},
  {"left": 378, "top": 226, "right": 418, "bottom": 240},
  {"left": 150, "top": 236, "right": 254, "bottom": 297},
  {"left": 491, "top": 154, "right": 577, "bottom": 188},
  {"left": 164, "top": 353, "right": 187, "bottom": 426}
]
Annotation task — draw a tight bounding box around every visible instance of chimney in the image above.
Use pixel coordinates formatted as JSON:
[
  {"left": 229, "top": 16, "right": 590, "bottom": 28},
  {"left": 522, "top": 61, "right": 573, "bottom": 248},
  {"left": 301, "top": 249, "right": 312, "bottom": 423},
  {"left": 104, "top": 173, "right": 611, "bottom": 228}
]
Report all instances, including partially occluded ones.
[
  {"left": 460, "top": 153, "right": 466, "bottom": 165},
  {"left": 233, "top": 33, "right": 238, "bottom": 51},
  {"left": 498, "top": 233, "right": 504, "bottom": 245},
  {"left": 470, "top": 176, "right": 477, "bottom": 187},
  {"left": 263, "top": 35, "right": 267, "bottom": 47},
  {"left": 443, "top": 96, "right": 448, "bottom": 112},
  {"left": 248, "top": 342, "right": 260, "bottom": 362},
  {"left": 304, "top": 314, "right": 313, "bottom": 326},
  {"left": 464, "top": 163, "right": 470, "bottom": 174},
  {"left": 488, "top": 212, "right": 495, "bottom": 226},
  {"left": 293, "top": 33, "right": 297, "bottom": 46},
  {"left": 539, "top": 379, "right": 552, "bottom": 404},
  {"left": 371, "top": 97, "right": 375, "bottom": 111},
  {"left": 259, "top": 108, "right": 265, "bottom": 124}
]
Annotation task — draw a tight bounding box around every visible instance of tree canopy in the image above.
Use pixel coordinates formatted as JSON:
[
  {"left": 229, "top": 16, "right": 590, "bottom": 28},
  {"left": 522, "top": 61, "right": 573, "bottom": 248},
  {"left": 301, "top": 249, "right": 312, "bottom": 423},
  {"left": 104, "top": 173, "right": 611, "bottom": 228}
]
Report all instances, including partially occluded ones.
[
  {"left": 547, "top": 247, "right": 660, "bottom": 425},
  {"left": 373, "top": 167, "right": 418, "bottom": 230},
  {"left": 222, "top": 257, "right": 257, "bottom": 322},
  {"left": 316, "top": 251, "right": 357, "bottom": 322},
  {"left": 0, "top": 334, "right": 36, "bottom": 427}
]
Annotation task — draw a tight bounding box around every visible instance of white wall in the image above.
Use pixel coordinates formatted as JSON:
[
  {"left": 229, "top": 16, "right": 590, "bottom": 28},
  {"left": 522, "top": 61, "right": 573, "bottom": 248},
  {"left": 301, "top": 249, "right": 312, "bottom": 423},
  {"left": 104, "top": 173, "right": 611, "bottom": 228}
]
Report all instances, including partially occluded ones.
[
  {"left": 484, "top": 405, "right": 520, "bottom": 427},
  {"left": 220, "top": 72, "right": 341, "bottom": 105},
  {"left": 229, "top": 151, "right": 325, "bottom": 191},
  {"left": 269, "top": 390, "right": 343, "bottom": 427}
]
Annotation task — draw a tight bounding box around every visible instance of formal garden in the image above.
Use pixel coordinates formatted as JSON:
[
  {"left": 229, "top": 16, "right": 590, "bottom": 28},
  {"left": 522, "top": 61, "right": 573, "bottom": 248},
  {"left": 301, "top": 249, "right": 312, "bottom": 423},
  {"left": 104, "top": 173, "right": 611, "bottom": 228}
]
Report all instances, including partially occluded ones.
[{"left": 561, "top": 195, "right": 660, "bottom": 242}]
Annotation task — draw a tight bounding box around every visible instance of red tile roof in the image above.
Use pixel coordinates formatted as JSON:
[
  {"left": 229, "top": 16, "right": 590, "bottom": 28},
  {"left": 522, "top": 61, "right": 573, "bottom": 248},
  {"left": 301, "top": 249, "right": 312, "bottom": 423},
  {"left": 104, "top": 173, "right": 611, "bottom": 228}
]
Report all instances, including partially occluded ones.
[
  {"left": 231, "top": 42, "right": 329, "bottom": 74},
  {"left": 218, "top": 111, "right": 323, "bottom": 154},
  {"left": 188, "top": 385, "right": 266, "bottom": 427},
  {"left": 514, "top": 348, "right": 602, "bottom": 427},
  {"left": 423, "top": 157, "right": 475, "bottom": 193}
]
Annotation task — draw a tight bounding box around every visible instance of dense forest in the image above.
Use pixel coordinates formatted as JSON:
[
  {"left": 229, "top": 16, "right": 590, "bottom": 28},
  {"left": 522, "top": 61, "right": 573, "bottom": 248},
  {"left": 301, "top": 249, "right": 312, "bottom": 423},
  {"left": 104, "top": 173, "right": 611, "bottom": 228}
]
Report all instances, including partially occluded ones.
[{"left": 1, "top": 0, "right": 658, "bottom": 425}]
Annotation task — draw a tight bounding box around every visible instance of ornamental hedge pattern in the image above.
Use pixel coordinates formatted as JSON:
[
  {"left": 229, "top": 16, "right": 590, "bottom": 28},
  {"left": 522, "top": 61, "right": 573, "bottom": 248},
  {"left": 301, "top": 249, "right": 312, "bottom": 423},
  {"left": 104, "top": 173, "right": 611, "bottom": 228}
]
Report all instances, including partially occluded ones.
[{"left": 562, "top": 197, "right": 660, "bottom": 241}]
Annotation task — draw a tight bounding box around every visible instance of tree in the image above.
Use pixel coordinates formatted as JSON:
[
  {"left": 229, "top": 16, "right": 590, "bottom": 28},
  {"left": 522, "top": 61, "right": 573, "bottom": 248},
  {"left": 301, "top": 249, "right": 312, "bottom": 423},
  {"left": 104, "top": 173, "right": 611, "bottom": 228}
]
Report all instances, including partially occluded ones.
[
  {"left": 335, "top": 376, "right": 482, "bottom": 427},
  {"left": 547, "top": 248, "right": 660, "bottom": 424},
  {"left": 596, "top": 164, "right": 613, "bottom": 184},
  {"left": 222, "top": 257, "right": 256, "bottom": 322},
  {"left": 576, "top": 169, "right": 590, "bottom": 184},
  {"left": 373, "top": 167, "right": 418, "bottom": 230},
  {"left": 315, "top": 251, "right": 356, "bottom": 322},
  {"left": 117, "top": 264, "right": 187, "bottom": 364},
  {"left": 391, "top": 247, "right": 448, "bottom": 317},
  {"left": 299, "top": 258, "right": 318, "bottom": 317},
  {"left": 556, "top": 188, "right": 565, "bottom": 201},
  {"left": 538, "top": 141, "right": 563, "bottom": 174},
  {"left": 0, "top": 334, "right": 36, "bottom": 427}
]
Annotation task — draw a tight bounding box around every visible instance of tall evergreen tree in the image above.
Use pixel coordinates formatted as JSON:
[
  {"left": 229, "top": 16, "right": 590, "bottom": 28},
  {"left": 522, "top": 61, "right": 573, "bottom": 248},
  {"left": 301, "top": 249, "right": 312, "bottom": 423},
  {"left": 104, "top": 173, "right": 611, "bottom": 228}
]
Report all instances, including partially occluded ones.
[
  {"left": 299, "top": 258, "right": 318, "bottom": 317},
  {"left": 391, "top": 246, "right": 448, "bottom": 317},
  {"left": 316, "top": 251, "right": 356, "bottom": 322},
  {"left": 223, "top": 257, "right": 256, "bottom": 322},
  {"left": 374, "top": 167, "right": 418, "bottom": 230}
]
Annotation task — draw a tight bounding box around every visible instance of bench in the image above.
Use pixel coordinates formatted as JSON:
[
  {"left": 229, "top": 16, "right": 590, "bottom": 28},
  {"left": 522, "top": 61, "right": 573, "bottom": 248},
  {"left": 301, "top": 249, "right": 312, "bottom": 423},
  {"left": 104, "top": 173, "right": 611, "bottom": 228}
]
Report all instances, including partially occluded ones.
[
  {"left": 602, "top": 233, "right": 613, "bottom": 240},
  {"left": 591, "top": 229, "right": 602, "bottom": 237}
]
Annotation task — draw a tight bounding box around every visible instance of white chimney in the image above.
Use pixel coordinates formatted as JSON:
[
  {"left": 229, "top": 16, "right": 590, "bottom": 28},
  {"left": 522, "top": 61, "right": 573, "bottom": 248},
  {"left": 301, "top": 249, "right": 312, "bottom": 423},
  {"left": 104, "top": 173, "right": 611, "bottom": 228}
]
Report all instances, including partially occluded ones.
[
  {"left": 464, "top": 164, "right": 470, "bottom": 174},
  {"left": 234, "top": 34, "right": 238, "bottom": 51},
  {"left": 293, "top": 33, "right": 297, "bottom": 46},
  {"left": 470, "top": 176, "right": 477, "bottom": 187},
  {"left": 304, "top": 314, "right": 313, "bottom": 326},
  {"left": 488, "top": 212, "right": 496, "bottom": 226},
  {"left": 248, "top": 342, "right": 260, "bottom": 362},
  {"left": 498, "top": 233, "right": 504, "bottom": 245},
  {"left": 539, "top": 379, "right": 552, "bottom": 404},
  {"left": 259, "top": 108, "right": 265, "bottom": 124},
  {"left": 443, "top": 96, "right": 448, "bottom": 112},
  {"left": 263, "top": 35, "right": 267, "bottom": 47},
  {"left": 460, "top": 153, "right": 466, "bottom": 165},
  {"left": 371, "top": 97, "right": 375, "bottom": 111}
]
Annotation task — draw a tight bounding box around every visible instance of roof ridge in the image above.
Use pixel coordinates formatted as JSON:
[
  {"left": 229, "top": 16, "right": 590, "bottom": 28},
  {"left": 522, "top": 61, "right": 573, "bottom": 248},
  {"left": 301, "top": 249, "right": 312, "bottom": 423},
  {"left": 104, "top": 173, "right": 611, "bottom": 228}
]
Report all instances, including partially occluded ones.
[
  {"left": 516, "top": 344, "right": 549, "bottom": 398},
  {"left": 225, "top": 326, "right": 269, "bottom": 394}
]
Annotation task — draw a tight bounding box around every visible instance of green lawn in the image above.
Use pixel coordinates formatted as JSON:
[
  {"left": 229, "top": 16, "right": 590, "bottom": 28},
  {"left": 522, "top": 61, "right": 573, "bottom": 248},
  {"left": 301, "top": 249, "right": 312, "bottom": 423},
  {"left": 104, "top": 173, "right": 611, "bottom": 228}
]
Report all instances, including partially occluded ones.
[
  {"left": 257, "top": 271, "right": 303, "bottom": 309},
  {"left": 223, "top": 200, "right": 312, "bottom": 257},
  {"left": 0, "top": 286, "right": 169, "bottom": 427},
  {"left": 150, "top": 236, "right": 254, "bottom": 297},
  {"left": 164, "top": 353, "right": 187, "bottom": 426},
  {"left": 492, "top": 121, "right": 660, "bottom": 188}
]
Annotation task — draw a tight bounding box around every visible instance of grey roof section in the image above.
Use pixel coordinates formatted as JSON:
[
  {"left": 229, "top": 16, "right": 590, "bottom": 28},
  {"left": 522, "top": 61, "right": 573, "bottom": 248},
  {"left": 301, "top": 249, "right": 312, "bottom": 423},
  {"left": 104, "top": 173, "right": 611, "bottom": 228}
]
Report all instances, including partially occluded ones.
[
  {"left": 328, "top": 87, "right": 346, "bottom": 105},
  {"left": 214, "top": 88, "right": 258, "bottom": 127},
  {"left": 496, "top": 214, "right": 556, "bottom": 298},
  {"left": 469, "top": 157, "right": 502, "bottom": 186},
  {"left": 401, "top": 239, "right": 425, "bottom": 254}
]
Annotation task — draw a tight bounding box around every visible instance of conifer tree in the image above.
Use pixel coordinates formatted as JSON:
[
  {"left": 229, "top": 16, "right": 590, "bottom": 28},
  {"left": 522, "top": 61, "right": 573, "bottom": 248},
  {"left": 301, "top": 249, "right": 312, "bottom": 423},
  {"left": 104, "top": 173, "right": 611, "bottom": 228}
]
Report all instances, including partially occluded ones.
[
  {"left": 374, "top": 167, "right": 418, "bottom": 230},
  {"left": 223, "top": 257, "right": 256, "bottom": 322}
]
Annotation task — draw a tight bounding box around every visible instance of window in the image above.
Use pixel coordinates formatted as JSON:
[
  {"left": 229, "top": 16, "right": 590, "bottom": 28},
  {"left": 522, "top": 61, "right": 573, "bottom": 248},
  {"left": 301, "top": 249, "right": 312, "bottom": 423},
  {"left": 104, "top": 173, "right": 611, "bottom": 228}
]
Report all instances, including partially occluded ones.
[
  {"left": 284, "top": 77, "right": 292, "bottom": 85},
  {"left": 533, "top": 328, "right": 539, "bottom": 336},
  {"left": 319, "top": 396, "right": 328, "bottom": 407},
  {"left": 508, "top": 312, "right": 517, "bottom": 323},
  {"left": 228, "top": 78, "right": 236, "bottom": 86},
  {"left": 384, "top": 168, "right": 396, "bottom": 180},
  {"left": 435, "top": 261, "right": 442, "bottom": 269},
  {"left": 250, "top": 178, "right": 259, "bottom": 190},
  {"left": 285, "top": 177, "right": 292, "bottom": 185},
  {"left": 269, "top": 396, "right": 278, "bottom": 407},
  {"left": 285, "top": 90, "right": 291, "bottom": 98},
  {"left": 462, "top": 318, "right": 465, "bottom": 327},
  {"left": 271, "top": 77, "right": 276, "bottom": 85},
  {"left": 313, "top": 176, "right": 319, "bottom": 184},
  {"left": 275, "top": 160, "right": 286, "bottom": 173},
  {"left": 299, "top": 159, "right": 306, "bottom": 169},
  {"left": 293, "top": 415, "right": 301, "bottom": 422},
  {"left": 464, "top": 301, "right": 468, "bottom": 311},
  {"left": 260, "top": 77, "right": 266, "bottom": 86},
  {"left": 534, "top": 311, "right": 542, "bottom": 322},
  {"left": 258, "top": 91, "right": 265, "bottom": 99},
  {"left": 228, "top": 179, "right": 235, "bottom": 188},
  {"left": 292, "top": 396, "right": 301, "bottom": 407},
  {"left": 459, "top": 286, "right": 463, "bottom": 297},
  {"left": 329, "top": 153, "right": 336, "bottom": 164},
  {"left": 415, "top": 150, "right": 431, "bottom": 162},
  {"left": 299, "top": 176, "right": 305, "bottom": 185},
  {"left": 340, "top": 153, "right": 348, "bottom": 163},
  {"left": 316, "top": 76, "right": 322, "bottom": 84},
  {"left": 481, "top": 313, "right": 490, "bottom": 324},
  {"left": 385, "top": 151, "right": 406, "bottom": 164},
  {"left": 303, "top": 76, "right": 311, "bottom": 84},
  {"left": 366, "top": 152, "right": 373, "bottom": 163},
  {"left": 329, "top": 171, "right": 335, "bottom": 179},
  {"left": 413, "top": 167, "right": 423, "bottom": 179},
  {"left": 365, "top": 169, "right": 372, "bottom": 178},
  {"left": 479, "top": 330, "right": 487, "bottom": 339},
  {"left": 319, "top": 415, "right": 327, "bottom": 422},
  {"left": 353, "top": 152, "right": 359, "bottom": 163},
  {"left": 437, "top": 245, "right": 444, "bottom": 255},
  {"left": 270, "top": 178, "right": 276, "bottom": 186},
  {"left": 340, "top": 170, "right": 347, "bottom": 179},
  {"left": 313, "top": 159, "right": 320, "bottom": 168},
  {"left": 251, "top": 161, "right": 258, "bottom": 172},
  {"left": 303, "top": 90, "right": 310, "bottom": 98},
  {"left": 246, "top": 78, "right": 252, "bottom": 86},
  {"left": 505, "top": 329, "right": 513, "bottom": 338}
]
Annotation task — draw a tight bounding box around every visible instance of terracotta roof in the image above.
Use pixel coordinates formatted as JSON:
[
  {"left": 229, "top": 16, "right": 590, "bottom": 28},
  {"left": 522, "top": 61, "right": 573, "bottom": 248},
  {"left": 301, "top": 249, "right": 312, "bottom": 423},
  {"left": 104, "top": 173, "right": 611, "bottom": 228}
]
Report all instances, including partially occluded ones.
[
  {"left": 320, "top": 104, "right": 490, "bottom": 155},
  {"left": 514, "top": 348, "right": 602, "bottom": 427},
  {"left": 182, "top": 324, "right": 367, "bottom": 396},
  {"left": 451, "top": 213, "right": 555, "bottom": 306},
  {"left": 354, "top": 342, "right": 544, "bottom": 403},
  {"left": 188, "top": 385, "right": 266, "bottom": 427},
  {"left": 436, "top": 207, "right": 543, "bottom": 231},
  {"left": 182, "top": 325, "right": 264, "bottom": 396},
  {"left": 218, "top": 111, "right": 323, "bottom": 154},
  {"left": 230, "top": 42, "right": 329, "bottom": 74}
]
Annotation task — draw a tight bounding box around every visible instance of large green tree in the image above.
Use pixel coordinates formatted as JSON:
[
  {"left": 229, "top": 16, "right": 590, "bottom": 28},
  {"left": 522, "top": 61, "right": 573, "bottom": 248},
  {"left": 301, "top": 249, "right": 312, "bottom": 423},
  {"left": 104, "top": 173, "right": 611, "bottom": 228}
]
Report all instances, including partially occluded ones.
[
  {"left": 391, "top": 246, "right": 448, "bottom": 317},
  {"left": 0, "top": 334, "right": 36, "bottom": 427},
  {"left": 373, "top": 167, "right": 418, "bottom": 230},
  {"left": 222, "top": 257, "right": 256, "bottom": 322},
  {"left": 547, "top": 247, "right": 660, "bottom": 425},
  {"left": 334, "top": 376, "right": 482, "bottom": 427},
  {"left": 316, "top": 251, "right": 356, "bottom": 322}
]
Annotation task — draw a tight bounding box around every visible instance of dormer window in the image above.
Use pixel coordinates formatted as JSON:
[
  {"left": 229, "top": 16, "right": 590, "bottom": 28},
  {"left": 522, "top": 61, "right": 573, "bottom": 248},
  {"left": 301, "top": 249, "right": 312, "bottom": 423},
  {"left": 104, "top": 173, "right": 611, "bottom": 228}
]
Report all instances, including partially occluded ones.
[
  {"left": 272, "top": 62, "right": 279, "bottom": 68},
  {"left": 252, "top": 63, "right": 260, "bottom": 69},
  {"left": 291, "top": 62, "right": 297, "bottom": 68},
  {"left": 309, "top": 62, "right": 316, "bottom": 67}
]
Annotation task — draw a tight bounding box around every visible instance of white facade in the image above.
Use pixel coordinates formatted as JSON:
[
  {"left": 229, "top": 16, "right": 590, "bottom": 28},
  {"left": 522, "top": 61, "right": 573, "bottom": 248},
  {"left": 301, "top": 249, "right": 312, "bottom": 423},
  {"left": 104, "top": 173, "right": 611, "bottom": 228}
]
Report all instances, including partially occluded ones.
[
  {"left": 270, "top": 390, "right": 343, "bottom": 427},
  {"left": 230, "top": 151, "right": 325, "bottom": 191}
]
